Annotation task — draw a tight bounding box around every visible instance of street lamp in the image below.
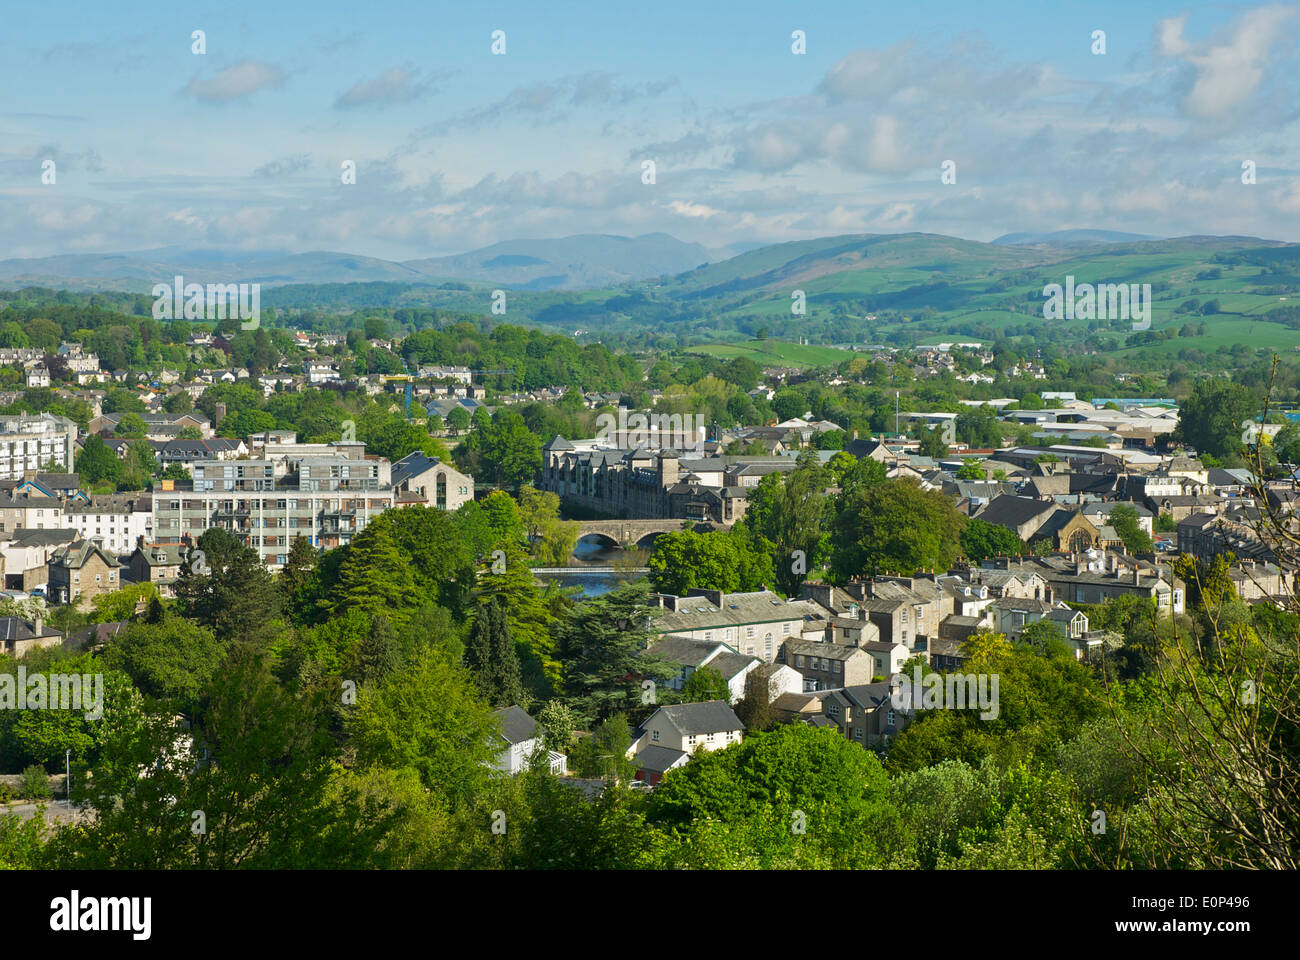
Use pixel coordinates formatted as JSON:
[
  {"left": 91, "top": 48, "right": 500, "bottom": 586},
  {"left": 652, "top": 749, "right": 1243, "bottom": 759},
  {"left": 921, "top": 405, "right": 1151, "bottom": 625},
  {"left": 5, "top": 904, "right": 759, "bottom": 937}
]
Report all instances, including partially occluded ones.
[{"left": 65, "top": 749, "right": 71, "bottom": 809}]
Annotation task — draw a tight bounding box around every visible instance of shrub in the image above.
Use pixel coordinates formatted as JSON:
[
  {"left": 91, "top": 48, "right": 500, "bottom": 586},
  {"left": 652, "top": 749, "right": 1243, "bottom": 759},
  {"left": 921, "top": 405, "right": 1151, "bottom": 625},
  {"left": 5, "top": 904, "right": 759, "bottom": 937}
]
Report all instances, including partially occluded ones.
[{"left": 20, "top": 765, "right": 52, "bottom": 800}]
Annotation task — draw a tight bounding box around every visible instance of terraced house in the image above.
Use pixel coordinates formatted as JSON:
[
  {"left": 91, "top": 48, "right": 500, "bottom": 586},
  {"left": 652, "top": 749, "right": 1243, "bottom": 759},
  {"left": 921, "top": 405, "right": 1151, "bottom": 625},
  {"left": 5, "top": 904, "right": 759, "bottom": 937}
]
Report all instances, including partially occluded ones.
[
  {"left": 48, "top": 538, "right": 121, "bottom": 606},
  {"left": 650, "top": 589, "right": 830, "bottom": 663}
]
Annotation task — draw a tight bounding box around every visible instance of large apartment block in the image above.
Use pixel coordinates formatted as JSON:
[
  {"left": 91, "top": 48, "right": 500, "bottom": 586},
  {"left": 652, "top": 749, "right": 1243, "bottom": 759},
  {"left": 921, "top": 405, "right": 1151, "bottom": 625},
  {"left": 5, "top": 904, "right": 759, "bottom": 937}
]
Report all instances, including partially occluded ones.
[
  {"left": 0, "top": 414, "right": 77, "bottom": 481},
  {"left": 153, "top": 456, "right": 391, "bottom": 567},
  {"left": 152, "top": 448, "right": 473, "bottom": 567}
]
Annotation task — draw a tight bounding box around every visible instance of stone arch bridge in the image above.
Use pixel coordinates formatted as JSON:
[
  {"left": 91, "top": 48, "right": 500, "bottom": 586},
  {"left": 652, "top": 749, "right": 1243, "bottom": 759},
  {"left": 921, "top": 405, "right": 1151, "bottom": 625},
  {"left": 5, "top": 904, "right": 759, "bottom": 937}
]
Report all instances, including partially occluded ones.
[{"left": 572, "top": 519, "right": 717, "bottom": 550}]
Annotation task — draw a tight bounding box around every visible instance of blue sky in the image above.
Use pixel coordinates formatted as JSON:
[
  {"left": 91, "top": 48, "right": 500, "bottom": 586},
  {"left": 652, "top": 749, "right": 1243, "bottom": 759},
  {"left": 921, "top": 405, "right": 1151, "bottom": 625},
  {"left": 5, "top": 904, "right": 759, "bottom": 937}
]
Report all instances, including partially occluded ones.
[{"left": 1, "top": 1, "right": 1297, "bottom": 259}]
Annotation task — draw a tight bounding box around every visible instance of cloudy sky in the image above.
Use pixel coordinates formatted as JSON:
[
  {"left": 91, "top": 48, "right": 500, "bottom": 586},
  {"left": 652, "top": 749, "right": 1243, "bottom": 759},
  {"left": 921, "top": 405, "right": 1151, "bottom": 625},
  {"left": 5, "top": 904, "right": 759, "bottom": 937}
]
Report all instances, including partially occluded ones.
[{"left": 1, "top": 0, "right": 1298, "bottom": 260}]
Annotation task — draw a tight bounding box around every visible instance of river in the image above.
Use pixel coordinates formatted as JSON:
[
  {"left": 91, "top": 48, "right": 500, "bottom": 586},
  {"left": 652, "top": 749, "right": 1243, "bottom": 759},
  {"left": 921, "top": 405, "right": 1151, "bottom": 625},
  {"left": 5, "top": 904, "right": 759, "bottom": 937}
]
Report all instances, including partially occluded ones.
[{"left": 533, "top": 536, "right": 649, "bottom": 598}]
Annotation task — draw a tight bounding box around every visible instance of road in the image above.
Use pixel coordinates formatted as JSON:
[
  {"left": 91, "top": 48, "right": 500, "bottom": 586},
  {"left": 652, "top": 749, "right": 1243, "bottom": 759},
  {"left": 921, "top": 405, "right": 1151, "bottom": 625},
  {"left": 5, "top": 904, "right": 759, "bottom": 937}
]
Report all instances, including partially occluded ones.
[{"left": 1, "top": 801, "right": 91, "bottom": 825}]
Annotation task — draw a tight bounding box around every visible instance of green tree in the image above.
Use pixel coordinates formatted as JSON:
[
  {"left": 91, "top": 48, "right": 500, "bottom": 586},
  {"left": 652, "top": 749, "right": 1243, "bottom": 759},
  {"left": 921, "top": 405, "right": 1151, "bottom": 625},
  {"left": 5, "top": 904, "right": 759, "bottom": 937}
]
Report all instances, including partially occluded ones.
[
  {"left": 570, "top": 715, "right": 638, "bottom": 783},
  {"left": 49, "top": 648, "right": 364, "bottom": 869},
  {"left": 334, "top": 521, "right": 422, "bottom": 626},
  {"left": 961, "top": 517, "right": 1024, "bottom": 563},
  {"left": 476, "top": 544, "right": 561, "bottom": 692},
  {"left": 464, "top": 597, "right": 525, "bottom": 708},
  {"left": 681, "top": 665, "right": 730, "bottom": 703},
  {"left": 1108, "top": 504, "right": 1154, "bottom": 554},
  {"left": 537, "top": 700, "right": 576, "bottom": 752},
  {"left": 279, "top": 535, "right": 319, "bottom": 614},
  {"left": 347, "top": 645, "right": 498, "bottom": 807},
  {"left": 647, "top": 724, "right": 900, "bottom": 869},
  {"left": 447, "top": 407, "right": 471, "bottom": 433},
  {"left": 559, "top": 581, "right": 676, "bottom": 722},
  {"left": 648, "top": 528, "right": 775, "bottom": 596},
  {"left": 163, "top": 391, "right": 194, "bottom": 414},
  {"left": 174, "top": 528, "right": 281, "bottom": 641},
  {"left": 1172, "top": 380, "right": 1256, "bottom": 461},
  {"left": 832, "top": 478, "right": 967, "bottom": 579},
  {"left": 742, "top": 459, "right": 831, "bottom": 596},
  {"left": 101, "top": 614, "right": 228, "bottom": 709},
  {"left": 74, "top": 435, "right": 121, "bottom": 485},
  {"left": 114, "top": 413, "right": 148, "bottom": 438},
  {"left": 917, "top": 425, "right": 949, "bottom": 459},
  {"left": 89, "top": 581, "right": 159, "bottom": 622}
]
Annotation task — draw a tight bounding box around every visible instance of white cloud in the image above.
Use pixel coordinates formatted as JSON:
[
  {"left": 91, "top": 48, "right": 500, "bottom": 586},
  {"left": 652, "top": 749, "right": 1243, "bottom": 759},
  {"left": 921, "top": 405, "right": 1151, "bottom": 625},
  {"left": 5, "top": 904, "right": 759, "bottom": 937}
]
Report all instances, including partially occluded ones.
[{"left": 185, "top": 60, "right": 286, "bottom": 104}]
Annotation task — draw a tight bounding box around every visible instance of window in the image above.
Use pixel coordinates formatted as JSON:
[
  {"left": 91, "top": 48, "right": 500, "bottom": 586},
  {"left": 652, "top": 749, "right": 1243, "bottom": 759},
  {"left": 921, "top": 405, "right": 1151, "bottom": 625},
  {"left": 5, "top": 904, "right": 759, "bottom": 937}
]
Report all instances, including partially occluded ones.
[
  {"left": 887, "top": 711, "right": 896, "bottom": 727},
  {"left": 833, "top": 660, "right": 841, "bottom": 674},
  {"left": 746, "top": 626, "right": 755, "bottom": 639},
  {"left": 782, "top": 623, "right": 790, "bottom": 635},
  {"left": 854, "top": 728, "right": 862, "bottom": 740},
  {"left": 795, "top": 655, "right": 804, "bottom": 667},
  {"left": 651, "top": 730, "right": 660, "bottom": 742}
]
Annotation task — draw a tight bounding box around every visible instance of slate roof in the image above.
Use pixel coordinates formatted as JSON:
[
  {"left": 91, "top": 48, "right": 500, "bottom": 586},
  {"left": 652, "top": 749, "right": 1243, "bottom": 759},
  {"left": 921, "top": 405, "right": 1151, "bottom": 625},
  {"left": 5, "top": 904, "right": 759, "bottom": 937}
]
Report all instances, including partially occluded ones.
[
  {"left": 707, "top": 651, "right": 759, "bottom": 681},
  {"left": 652, "top": 700, "right": 744, "bottom": 736},
  {"left": 68, "top": 621, "right": 128, "bottom": 649},
  {"left": 0, "top": 617, "right": 61, "bottom": 641},
  {"left": 51, "top": 539, "right": 121, "bottom": 569},
  {"left": 158, "top": 438, "right": 239, "bottom": 458},
  {"left": 493, "top": 705, "right": 539, "bottom": 745},
  {"left": 977, "top": 494, "right": 1058, "bottom": 529},
  {"left": 832, "top": 681, "right": 896, "bottom": 711},
  {"left": 635, "top": 745, "right": 688, "bottom": 773},
  {"left": 8, "top": 528, "right": 77, "bottom": 547},
  {"left": 641, "top": 635, "right": 722, "bottom": 669},
  {"left": 34, "top": 473, "right": 80, "bottom": 491},
  {"left": 391, "top": 451, "right": 444, "bottom": 487},
  {"left": 654, "top": 591, "right": 826, "bottom": 633},
  {"left": 782, "top": 639, "right": 868, "bottom": 662}
]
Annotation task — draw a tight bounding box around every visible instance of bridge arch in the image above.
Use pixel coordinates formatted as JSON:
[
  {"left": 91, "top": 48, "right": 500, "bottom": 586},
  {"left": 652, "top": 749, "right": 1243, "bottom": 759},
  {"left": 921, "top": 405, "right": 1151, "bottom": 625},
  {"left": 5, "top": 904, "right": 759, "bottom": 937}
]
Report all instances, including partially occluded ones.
[
  {"left": 575, "top": 531, "right": 620, "bottom": 550},
  {"left": 567, "top": 518, "right": 716, "bottom": 558}
]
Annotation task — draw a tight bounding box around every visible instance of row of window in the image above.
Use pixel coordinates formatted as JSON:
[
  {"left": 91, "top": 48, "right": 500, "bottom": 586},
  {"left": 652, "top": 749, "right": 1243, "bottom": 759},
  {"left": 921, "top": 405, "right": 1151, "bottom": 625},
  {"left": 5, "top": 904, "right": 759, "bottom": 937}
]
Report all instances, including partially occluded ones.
[{"left": 795, "top": 654, "right": 842, "bottom": 673}]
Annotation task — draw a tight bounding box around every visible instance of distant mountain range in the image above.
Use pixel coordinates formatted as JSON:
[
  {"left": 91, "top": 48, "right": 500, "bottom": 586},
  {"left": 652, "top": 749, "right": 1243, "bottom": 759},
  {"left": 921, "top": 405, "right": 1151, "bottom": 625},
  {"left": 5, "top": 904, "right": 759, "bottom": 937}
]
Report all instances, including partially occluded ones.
[
  {"left": 0, "top": 233, "right": 755, "bottom": 292},
  {"left": 8, "top": 229, "right": 1300, "bottom": 357},
  {"left": 992, "top": 229, "right": 1163, "bottom": 248}
]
